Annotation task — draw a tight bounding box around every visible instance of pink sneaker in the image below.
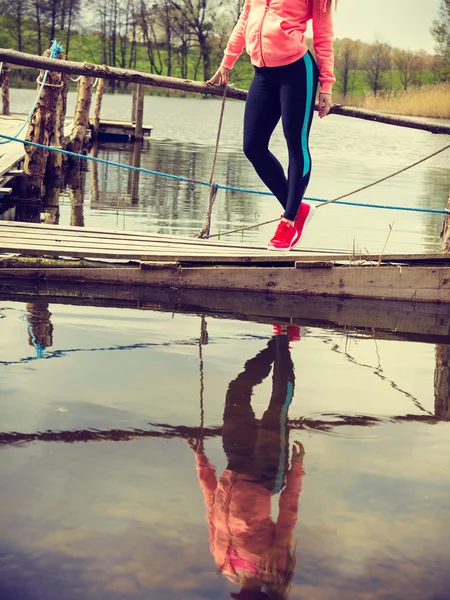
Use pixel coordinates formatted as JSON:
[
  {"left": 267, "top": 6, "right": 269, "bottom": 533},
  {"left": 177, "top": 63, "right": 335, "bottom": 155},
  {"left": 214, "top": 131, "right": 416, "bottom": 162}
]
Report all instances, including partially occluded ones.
[
  {"left": 293, "top": 202, "right": 315, "bottom": 248},
  {"left": 267, "top": 219, "right": 299, "bottom": 251}
]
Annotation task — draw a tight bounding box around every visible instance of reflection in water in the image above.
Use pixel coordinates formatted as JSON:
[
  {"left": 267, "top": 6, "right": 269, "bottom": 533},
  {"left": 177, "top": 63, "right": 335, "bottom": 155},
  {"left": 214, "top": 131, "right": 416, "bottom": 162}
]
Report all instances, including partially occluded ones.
[
  {"left": 25, "top": 301, "right": 53, "bottom": 358},
  {"left": 68, "top": 166, "right": 86, "bottom": 227},
  {"left": 190, "top": 333, "right": 302, "bottom": 600}
]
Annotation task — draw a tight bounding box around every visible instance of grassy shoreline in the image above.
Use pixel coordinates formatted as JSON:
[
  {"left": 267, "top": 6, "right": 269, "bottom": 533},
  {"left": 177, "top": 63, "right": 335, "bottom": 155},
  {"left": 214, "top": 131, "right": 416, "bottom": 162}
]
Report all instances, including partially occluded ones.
[{"left": 334, "top": 83, "right": 450, "bottom": 120}]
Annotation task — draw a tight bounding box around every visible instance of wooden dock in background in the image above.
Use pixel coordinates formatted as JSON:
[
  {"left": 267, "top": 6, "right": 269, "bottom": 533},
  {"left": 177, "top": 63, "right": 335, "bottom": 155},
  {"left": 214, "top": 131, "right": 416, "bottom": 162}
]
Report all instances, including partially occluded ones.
[
  {"left": 91, "top": 119, "right": 152, "bottom": 142},
  {"left": 0, "top": 221, "right": 449, "bottom": 305}
]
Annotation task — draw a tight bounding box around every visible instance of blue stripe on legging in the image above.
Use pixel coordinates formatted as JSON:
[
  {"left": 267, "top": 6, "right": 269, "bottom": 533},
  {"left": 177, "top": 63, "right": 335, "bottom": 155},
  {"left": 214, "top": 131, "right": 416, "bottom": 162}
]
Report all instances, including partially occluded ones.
[
  {"left": 272, "top": 380, "right": 294, "bottom": 494},
  {"left": 301, "top": 52, "right": 314, "bottom": 177}
]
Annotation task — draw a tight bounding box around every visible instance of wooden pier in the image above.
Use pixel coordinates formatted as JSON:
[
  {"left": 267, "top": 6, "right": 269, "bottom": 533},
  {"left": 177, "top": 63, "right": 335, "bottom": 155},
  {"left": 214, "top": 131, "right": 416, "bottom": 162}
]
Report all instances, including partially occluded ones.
[
  {"left": 0, "top": 114, "right": 74, "bottom": 199},
  {"left": 91, "top": 119, "right": 152, "bottom": 142},
  {"left": 0, "top": 221, "right": 449, "bottom": 305}
]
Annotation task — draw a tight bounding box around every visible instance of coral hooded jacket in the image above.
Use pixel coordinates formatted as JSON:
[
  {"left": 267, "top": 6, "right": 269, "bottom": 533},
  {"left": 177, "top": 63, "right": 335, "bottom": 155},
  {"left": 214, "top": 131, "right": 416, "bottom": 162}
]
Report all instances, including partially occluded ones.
[{"left": 220, "top": 0, "right": 335, "bottom": 94}]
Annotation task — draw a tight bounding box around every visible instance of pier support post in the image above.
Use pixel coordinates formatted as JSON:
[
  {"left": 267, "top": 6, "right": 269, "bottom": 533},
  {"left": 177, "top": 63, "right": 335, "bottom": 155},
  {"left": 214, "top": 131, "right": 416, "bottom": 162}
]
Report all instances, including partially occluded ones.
[
  {"left": 68, "top": 75, "right": 94, "bottom": 157},
  {"left": 134, "top": 83, "right": 144, "bottom": 141},
  {"left": 22, "top": 50, "right": 63, "bottom": 198},
  {"left": 45, "top": 55, "right": 69, "bottom": 188},
  {"left": 92, "top": 78, "right": 106, "bottom": 140},
  {"left": 1, "top": 64, "right": 10, "bottom": 115},
  {"left": 435, "top": 192, "right": 450, "bottom": 420},
  {"left": 131, "top": 83, "right": 138, "bottom": 123}
]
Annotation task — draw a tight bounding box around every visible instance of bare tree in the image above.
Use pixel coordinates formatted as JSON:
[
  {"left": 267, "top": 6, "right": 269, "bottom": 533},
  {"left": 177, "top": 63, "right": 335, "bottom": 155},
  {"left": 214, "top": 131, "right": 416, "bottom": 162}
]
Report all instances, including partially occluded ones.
[
  {"left": 363, "top": 41, "right": 392, "bottom": 95},
  {"left": 334, "top": 38, "right": 360, "bottom": 97},
  {"left": 171, "top": 0, "right": 217, "bottom": 81},
  {"left": 392, "top": 49, "right": 415, "bottom": 90}
]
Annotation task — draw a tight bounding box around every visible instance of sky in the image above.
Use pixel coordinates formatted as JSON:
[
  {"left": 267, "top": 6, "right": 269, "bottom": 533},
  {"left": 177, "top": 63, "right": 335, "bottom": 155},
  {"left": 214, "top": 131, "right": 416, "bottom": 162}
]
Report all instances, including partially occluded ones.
[{"left": 331, "top": 0, "right": 442, "bottom": 53}]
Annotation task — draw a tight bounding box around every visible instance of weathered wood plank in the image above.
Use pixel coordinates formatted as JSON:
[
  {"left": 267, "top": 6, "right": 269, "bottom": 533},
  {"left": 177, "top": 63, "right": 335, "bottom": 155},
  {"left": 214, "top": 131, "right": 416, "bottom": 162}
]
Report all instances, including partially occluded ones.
[{"left": 0, "top": 265, "right": 449, "bottom": 303}]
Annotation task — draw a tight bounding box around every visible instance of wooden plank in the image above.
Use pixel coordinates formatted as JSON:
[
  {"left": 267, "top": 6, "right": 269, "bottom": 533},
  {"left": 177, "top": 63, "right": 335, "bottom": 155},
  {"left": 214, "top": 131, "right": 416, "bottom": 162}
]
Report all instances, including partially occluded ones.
[
  {"left": 1, "top": 238, "right": 449, "bottom": 266},
  {"left": 2, "top": 223, "right": 449, "bottom": 263},
  {"left": 0, "top": 221, "right": 271, "bottom": 251},
  {"left": 0, "top": 188, "right": 12, "bottom": 195},
  {"left": 0, "top": 264, "right": 449, "bottom": 303},
  {"left": 1, "top": 223, "right": 449, "bottom": 264},
  {"left": 0, "top": 243, "right": 297, "bottom": 263},
  {"left": 0, "top": 229, "right": 275, "bottom": 254}
]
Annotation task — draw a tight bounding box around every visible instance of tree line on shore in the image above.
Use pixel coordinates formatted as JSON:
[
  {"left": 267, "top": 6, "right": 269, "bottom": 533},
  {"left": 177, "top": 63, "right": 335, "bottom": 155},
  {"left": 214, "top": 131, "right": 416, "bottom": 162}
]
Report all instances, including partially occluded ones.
[{"left": 0, "top": 0, "right": 449, "bottom": 96}]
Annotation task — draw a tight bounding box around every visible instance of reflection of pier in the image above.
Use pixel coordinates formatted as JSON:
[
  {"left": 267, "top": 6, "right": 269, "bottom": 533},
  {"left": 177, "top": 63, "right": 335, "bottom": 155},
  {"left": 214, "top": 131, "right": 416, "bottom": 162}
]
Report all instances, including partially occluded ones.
[{"left": 1, "top": 287, "right": 449, "bottom": 429}]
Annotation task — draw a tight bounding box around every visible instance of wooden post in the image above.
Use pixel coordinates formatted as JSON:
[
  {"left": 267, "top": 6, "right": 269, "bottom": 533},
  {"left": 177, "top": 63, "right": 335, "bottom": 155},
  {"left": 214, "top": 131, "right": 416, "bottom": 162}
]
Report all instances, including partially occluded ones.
[
  {"left": 1, "top": 63, "right": 10, "bottom": 115},
  {"left": 134, "top": 83, "right": 144, "bottom": 141},
  {"left": 92, "top": 78, "right": 105, "bottom": 140},
  {"left": 68, "top": 75, "right": 94, "bottom": 156},
  {"left": 435, "top": 192, "right": 450, "bottom": 420},
  {"left": 45, "top": 55, "right": 68, "bottom": 186},
  {"left": 131, "top": 83, "right": 138, "bottom": 123},
  {"left": 22, "top": 49, "right": 62, "bottom": 198}
]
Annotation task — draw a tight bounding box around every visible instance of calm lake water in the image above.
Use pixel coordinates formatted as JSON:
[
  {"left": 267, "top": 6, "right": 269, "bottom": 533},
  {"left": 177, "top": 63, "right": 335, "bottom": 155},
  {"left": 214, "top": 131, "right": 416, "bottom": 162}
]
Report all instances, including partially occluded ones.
[{"left": 1, "top": 88, "right": 450, "bottom": 599}]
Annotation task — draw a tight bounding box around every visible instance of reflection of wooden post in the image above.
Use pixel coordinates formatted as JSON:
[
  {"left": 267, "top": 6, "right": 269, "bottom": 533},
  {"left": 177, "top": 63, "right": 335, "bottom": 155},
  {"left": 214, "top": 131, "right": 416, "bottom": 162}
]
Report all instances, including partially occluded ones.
[
  {"left": 68, "top": 76, "right": 94, "bottom": 156},
  {"left": 68, "top": 167, "right": 86, "bottom": 227},
  {"left": 43, "top": 186, "right": 60, "bottom": 224},
  {"left": 127, "top": 141, "right": 142, "bottom": 203},
  {"left": 1, "top": 64, "right": 10, "bottom": 115},
  {"left": 26, "top": 301, "right": 53, "bottom": 353},
  {"left": 92, "top": 78, "right": 105, "bottom": 140},
  {"left": 23, "top": 50, "right": 62, "bottom": 198},
  {"left": 134, "top": 83, "right": 144, "bottom": 141},
  {"left": 435, "top": 192, "right": 450, "bottom": 420},
  {"left": 91, "top": 141, "right": 99, "bottom": 204}
]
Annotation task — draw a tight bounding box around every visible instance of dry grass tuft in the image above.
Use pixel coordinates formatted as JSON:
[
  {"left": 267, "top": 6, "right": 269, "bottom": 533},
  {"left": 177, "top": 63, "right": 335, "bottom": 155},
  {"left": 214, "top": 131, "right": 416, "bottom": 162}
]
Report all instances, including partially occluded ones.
[{"left": 335, "top": 83, "right": 450, "bottom": 119}]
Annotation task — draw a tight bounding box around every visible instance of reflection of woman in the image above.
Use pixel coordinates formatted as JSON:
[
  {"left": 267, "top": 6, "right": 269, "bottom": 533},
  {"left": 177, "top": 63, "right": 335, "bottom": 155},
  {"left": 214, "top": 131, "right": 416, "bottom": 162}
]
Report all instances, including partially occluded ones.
[{"left": 188, "top": 334, "right": 304, "bottom": 600}]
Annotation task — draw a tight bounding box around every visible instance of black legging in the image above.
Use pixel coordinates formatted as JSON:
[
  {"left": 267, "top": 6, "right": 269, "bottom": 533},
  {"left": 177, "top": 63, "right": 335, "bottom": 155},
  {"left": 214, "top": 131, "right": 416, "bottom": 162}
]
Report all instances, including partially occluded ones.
[{"left": 243, "top": 52, "right": 319, "bottom": 222}]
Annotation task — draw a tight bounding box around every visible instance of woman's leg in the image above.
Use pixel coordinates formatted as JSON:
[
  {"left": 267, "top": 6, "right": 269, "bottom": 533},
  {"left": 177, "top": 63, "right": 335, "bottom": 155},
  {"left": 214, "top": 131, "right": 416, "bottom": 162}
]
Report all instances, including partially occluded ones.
[
  {"left": 243, "top": 68, "right": 288, "bottom": 211},
  {"left": 279, "top": 52, "right": 319, "bottom": 222}
]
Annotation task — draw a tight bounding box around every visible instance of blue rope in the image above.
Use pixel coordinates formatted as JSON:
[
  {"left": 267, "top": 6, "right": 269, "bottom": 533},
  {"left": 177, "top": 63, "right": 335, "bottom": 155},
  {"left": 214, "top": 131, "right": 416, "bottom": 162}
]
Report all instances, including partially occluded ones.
[
  {"left": 0, "top": 130, "right": 449, "bottom": 216},
  {"left": 0, "top": 41, "right": 63, "bottom": 146}
]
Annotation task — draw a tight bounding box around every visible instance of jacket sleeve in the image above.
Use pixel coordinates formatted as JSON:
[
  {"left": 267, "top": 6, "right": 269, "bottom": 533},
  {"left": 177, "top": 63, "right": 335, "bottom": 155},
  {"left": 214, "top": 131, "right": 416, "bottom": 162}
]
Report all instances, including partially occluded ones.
[
  {"left": 221, "top": 0, "right": 251, "bottom": 70},
  {"left": 312, "top": 5, "right": 335, "bottom": 94},
  {"left": 275, "top": 462, "right": 305, "bottom": 547},
  {"left": 195, "top": 449, "right": 218, "bottom": 510}
]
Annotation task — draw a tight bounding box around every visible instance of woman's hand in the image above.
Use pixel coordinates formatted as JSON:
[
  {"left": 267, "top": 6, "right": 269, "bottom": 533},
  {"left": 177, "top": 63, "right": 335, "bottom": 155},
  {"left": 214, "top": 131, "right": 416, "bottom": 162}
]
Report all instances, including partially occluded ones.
[
  {"left": 292, "top": 441, "right": 305, "bottom": 463},
  {"left": 318, "top": 93, "right": 332, "bottom": 118},
  {"left": 207, "top": 66, "right": 230, "bottom": 86},
  {"left": 186, "top": 437, "right": 204, "bottom": 453}
]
